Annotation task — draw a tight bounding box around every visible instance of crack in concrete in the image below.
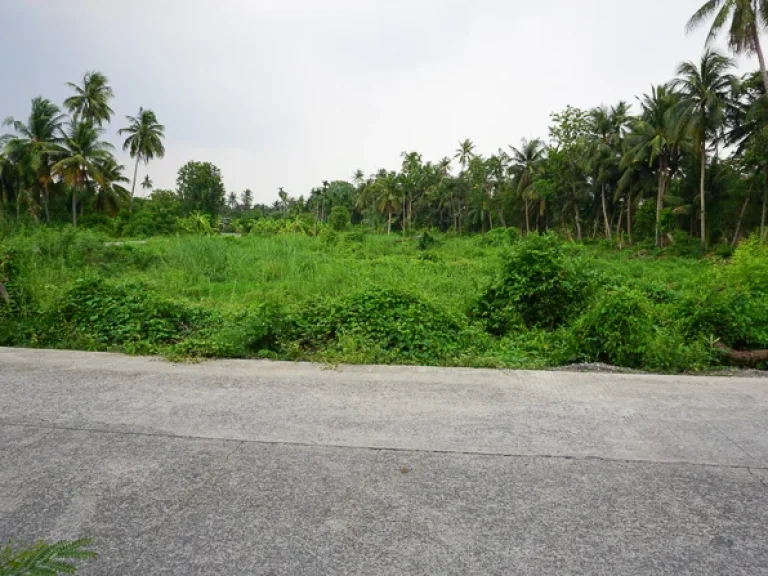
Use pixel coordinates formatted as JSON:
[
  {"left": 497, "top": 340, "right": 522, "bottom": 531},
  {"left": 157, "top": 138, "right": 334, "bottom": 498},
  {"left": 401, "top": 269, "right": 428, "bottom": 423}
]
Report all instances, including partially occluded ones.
[{"left": 2, "top": 420, "right": 766, "bottom": 473}]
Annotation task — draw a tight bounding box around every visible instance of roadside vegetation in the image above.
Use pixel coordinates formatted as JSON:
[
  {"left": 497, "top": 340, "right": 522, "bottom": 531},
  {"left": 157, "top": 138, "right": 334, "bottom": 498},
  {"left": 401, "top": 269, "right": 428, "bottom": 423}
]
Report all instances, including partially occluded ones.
[{"left": 1, "top": 2, "right": 768, "bottom": 372}]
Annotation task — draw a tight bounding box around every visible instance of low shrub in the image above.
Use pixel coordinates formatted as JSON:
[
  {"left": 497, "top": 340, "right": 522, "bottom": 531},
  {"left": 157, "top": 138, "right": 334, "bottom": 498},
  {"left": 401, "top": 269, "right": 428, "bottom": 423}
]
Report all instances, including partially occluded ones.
[
  {"left": 287, "top": 289, "right": 467, "bottom": 363},
  {"left": 476, "top": 227, "right": 521, "bottom": 247},
  {"left": 471, "top": 233, "right": 593, "bottom": 334},
  {"left": 328, "top": 206, "right": 351, "bottom": 231}
]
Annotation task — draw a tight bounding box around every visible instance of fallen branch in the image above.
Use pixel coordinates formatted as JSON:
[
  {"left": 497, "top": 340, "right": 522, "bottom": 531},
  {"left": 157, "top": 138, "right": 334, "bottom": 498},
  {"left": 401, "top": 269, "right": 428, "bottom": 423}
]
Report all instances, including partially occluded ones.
[{"left": 713, "top": 342, "right": 768, "bottom": 366}]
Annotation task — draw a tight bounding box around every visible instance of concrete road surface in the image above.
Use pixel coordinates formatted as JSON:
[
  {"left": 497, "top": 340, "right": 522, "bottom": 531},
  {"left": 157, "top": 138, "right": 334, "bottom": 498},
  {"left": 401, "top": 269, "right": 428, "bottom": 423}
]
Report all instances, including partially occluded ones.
[{"left": 1, "top": 347, "right": 767, "bottom": 575}]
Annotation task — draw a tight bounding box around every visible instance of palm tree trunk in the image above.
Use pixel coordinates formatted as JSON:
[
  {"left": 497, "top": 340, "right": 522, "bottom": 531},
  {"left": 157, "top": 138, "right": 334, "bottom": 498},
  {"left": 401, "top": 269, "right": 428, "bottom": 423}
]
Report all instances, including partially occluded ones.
[
  {"left": 387, "top": 208, "right": 392, "bottom": 235},
  {"left": 656, "top": 160, "right": 666, "bottom": 248},
  {"left": 700, "top": 143, "right": 707, "bottom": 247},
  {"left": 574, "top": 202, "right": 582, "bottom": 241},
  {"left": 601, "top": 183, "right": 611, "bottom": 240},
  {"left": 616, "top": 201, "right": 624, "bottom": 248},
  {"left": 497, "top": 209, "right": 507, "bottom": 228},
  {"left": 72, "top": 189, "right": 77, "bottom": 228},
  {"left": 129, "top": 156, "right": 139, "bottom": 212},
  {"left": 524, "top": 199, "right": 530, "bottom": 235},
  {"left": 732, "top": 187, "right": 751, "bottom": 248},
  {"left": 761, "top": 176, "right": 767, "bottom": 245},
  {"left": 43, "top": 182, "right": 50, "bottom": 222},
  {"left": 753, "top": 29, "right": 768, "bottom": 99},
  {"left": 627, "top": 186, "right": 632, "bottom": 245}
]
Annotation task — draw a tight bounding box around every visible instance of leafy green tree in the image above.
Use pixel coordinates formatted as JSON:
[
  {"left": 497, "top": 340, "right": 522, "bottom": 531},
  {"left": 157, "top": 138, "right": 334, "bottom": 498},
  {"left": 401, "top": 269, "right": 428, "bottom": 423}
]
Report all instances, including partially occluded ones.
[
  {"left": 278, "top": 187, "right": 288, "bottom": 216},
  {"left": 50, "top": 119, "right": 114, "bottom": 227},
  {"left": 2, "top": 97, "right": 66, "bottom": 221},
  {"left": 549, "top": 107, "right": 591, "bottom": 239},
  {"left": 673, "top": 49, "right": 735, "bottom": 245},
  {"left": 176, "top": 161, "right": 226, "bottom": 217},
  {"left": 64, "top": 71, "right": 114, "bottom": 126},
  {"left": 227, "top": 191, "right": 238, "bottom": 210},
  {"left": 118, "top": 107, "right": 166, "bottom": 211}
]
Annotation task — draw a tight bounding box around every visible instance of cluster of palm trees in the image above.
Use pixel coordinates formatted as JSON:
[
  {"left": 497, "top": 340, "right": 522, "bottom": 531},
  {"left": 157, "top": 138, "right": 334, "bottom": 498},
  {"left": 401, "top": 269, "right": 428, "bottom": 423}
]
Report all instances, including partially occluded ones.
[
  {"left": 0, "top": 72, "right": 165, "bottom": 226},
  {"left": 266, "top": 3, "right": 768, "bottom": 246}
]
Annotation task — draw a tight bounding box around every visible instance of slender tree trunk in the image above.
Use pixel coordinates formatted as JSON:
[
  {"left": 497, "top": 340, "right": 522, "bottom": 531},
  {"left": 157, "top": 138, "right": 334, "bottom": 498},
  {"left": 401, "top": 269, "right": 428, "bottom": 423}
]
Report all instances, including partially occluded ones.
[
  {"left": 655, "top": 160, "right": 666, "bottom": 248},
  {"left": 129, "top": 156, "right": 139, "bottom": 212},
  {"left": 732, "top": 187, "right": 751, "bottom": 248},
  {"left": 524, "top": 199, "right": 530, "bottom": 235},
  {"left": 497, "top": 209, "right": 507, "bottom": 229},
  {"left": 72, "top": 189, "right": 77, "bottom": 228},
  {"left": 43, "top": 182, "right": 50, "bottom": 222},
  {"left": 601, "top": 183, "right": 611, "bottom": 240},
  {"left": 627, "top": 191, "right": 632, "bottom": 245},
  {"left": 700, "top": 143, "right": 707, "bottom": 247},
  {"left": 753, "top": 30, "right": 768, "bottom": 99},
  {"left": 574, "top": 202, "right": 582, "bottom": 241},
  {"left": 616, "top": 201, "right": 624, "bottom": 249},
  {"left": 761, "top": 177, "right": 767, "bottom": 245},
  {"left": 488, "top": 210, "right": 494, "bottom": 231},
  {"left": 387, "top": 208, "right": 392, "bottom": 235}
]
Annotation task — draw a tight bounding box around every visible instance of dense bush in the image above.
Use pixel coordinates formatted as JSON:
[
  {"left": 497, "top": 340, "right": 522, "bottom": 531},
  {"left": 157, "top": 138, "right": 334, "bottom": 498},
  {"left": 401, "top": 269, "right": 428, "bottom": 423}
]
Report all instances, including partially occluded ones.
[
  {"left": 287, "top": 289, "right": 467, "bottom": 363},
  {"left": 476, "top": 227, "right": 521, "bottom": 247},
  {"left": 472, "top": 234, "right": 593, "bottom": 334},
  {"left": 328, "top": 206, "right": 351, "bottom": 231}
]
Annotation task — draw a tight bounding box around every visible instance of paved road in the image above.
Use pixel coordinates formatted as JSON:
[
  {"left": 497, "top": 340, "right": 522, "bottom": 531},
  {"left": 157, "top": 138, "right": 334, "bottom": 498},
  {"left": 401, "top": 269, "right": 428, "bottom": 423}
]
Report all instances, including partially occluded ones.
[{"left": 1, "top": 348, "right": 767, "bottom": 575}]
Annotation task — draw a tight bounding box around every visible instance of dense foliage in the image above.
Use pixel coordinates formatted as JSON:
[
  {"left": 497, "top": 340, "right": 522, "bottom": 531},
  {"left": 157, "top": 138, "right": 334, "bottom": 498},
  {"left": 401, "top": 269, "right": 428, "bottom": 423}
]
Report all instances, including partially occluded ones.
[{"left": 1, "top": 227, "right": 766, "bottom": 372}]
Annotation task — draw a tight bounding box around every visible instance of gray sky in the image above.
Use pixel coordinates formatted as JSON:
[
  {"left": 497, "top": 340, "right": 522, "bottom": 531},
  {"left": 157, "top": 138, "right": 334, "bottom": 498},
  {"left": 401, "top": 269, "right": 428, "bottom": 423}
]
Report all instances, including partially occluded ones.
[{"left": 0, "top": 0, "right": 757, "bottom": 203}]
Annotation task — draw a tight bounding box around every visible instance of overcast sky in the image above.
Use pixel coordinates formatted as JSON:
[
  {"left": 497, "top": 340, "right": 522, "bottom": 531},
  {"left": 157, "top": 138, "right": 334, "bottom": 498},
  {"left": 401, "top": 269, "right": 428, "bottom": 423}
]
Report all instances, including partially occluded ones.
[{"left": 0, "top": 0, "right": 758, "bottom": 203}]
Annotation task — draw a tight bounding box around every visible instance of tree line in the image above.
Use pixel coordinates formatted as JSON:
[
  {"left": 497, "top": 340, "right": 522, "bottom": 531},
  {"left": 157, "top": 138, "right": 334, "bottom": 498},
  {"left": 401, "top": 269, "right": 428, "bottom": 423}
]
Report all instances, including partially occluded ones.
[{"left": 3, "top": 1, "right": 768, "bottom": 247}]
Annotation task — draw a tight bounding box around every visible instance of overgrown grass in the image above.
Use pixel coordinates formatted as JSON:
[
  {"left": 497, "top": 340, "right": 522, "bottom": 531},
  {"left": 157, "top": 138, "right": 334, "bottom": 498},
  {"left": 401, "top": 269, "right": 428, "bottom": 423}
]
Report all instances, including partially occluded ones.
[{"left": 2, "top": 225, "right": 764, "bottom": 372}]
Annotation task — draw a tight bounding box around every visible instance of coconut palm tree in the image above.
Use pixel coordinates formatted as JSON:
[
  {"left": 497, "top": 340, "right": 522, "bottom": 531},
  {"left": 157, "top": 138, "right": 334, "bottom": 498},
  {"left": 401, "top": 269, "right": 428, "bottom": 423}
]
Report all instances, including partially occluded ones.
[
  {"left": 227, "top": 191, "right": 238, "bottom": 210},
  {"left": 624, "top": 85, "right": 685, "bottom": 247},
  {"left": 50, "top": 119, "right": 114, "bottom": 227},
  {"left": 687, "top": 0, "right": 768, "bottom": 97},
  {"left": 278, "top": 187, "right": 288, "bottom": 216},
  {"left": 64, "top": 71, "right": 114, "bottom": 126},
  {"left": 509, "top": 138, "right": 546, "bottom": 234},
  {"left": 672, "top": 49, "right": 735, "bottom": 246},
  {"left": 118, "top": 107, "right": 166, "bottom": 211},
  {"left": 2, "top": 97, "right": 66, "bottom": 221},
  {"left": 94, "top": 156, "right": 129, "bottom": 215},
  {"left": 141, "top": 175, "right": 153, "bottom": 194},
  {"left": 240, "top": 189, "right": 253, "bottom": 211}
]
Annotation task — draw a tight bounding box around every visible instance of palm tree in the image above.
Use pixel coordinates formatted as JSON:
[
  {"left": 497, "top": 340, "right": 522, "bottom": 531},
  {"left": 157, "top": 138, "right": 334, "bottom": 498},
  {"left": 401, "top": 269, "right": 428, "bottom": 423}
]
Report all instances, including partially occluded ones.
[
  {"left": 50, "top": 119, "right": 114, "bottom": 227},
  {"left": 509, "top": 138, "right": 546, "bottom": 234},
  {"left": 94, "top": 156, "right": 129, "bottom": 215},
  {"left": 2, "top": 97, "right": 66, "bottom": 221},
  {"left": 687, "top": 0, "right": 768, "bottom": 97},
  {"left": 454, "top": 139, "right": 475, "bottom": 173},
  {"left": 624, "top": 85, "right": 684, "bottom": 247},
  {"left": 278, "top": 187, "right": 288, "bottom": 217},
  {"left": 672, "top": 49, "right": 735, "bottom": 246},
  {"left": 141, "top": 175, "right": 153, "bottom": 194},
  {"left": 118, "top": 107, "right": 166, "bottom": 211},
  {"left": 64, "top": 71, "right": 114, "bottom": 126},
  {"left": 352, "top": 169, "right": 365, "bottom": 189},
  {"left": 227, "top": 191, "right": 238, "bottom": 210},
  {"left": 240, "top": 189, "right": 253, "bottom": 211}
]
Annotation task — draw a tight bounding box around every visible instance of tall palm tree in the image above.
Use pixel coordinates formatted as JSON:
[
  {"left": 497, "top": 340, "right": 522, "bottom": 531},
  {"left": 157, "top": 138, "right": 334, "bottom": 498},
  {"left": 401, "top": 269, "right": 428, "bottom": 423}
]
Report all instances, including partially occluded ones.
[
  {"left": 672, "top": 49, "right": 735, "bottom": 246},
  {"left": 64, "top": 71, "right": 114, "bottom": 126},
  {"left": 50, "top": 119, "right": 114, "bottom": 227},
  {"left": 141, "top": 175, "right": 153, "bottom": 194},
  {"left": 624, "top": 85, "right": 684, "bottom": 247},
  {"left": 118, "top": 107, "right": 165, "bottom": 211},
  {"left": 454, "top": 139, "right": 475, "bottom": 173},
  {"left": 227, "top": 191, "right": 238, "bottom": 210},
  {"left": 687, "top": 0, "right": 768, "bottom": 97},
  {"left": 278, "top": 187, "right": 288, "bottom": 216},
  {"left": 509, "top": 138, "right": 546, "bottom": 234},
  {"left": 240, "top": 189, "right": 253, "bottom": 211},
  {"left": 2, "top": 97, "right": 66, "bottom": 221}
]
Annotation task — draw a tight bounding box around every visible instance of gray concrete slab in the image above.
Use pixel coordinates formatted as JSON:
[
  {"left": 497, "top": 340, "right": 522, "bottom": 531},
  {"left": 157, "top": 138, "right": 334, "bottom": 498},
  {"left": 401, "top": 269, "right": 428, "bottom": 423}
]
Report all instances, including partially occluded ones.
[{"left": 1, "top": 348, "right": 767, "bottom": 574}]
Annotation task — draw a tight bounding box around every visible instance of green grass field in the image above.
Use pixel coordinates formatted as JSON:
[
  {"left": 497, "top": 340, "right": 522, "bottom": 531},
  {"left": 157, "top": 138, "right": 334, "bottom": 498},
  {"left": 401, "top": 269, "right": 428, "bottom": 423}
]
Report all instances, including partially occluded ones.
[{"left": 2, "top": 227, "right": 766, "bottom": 372}]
